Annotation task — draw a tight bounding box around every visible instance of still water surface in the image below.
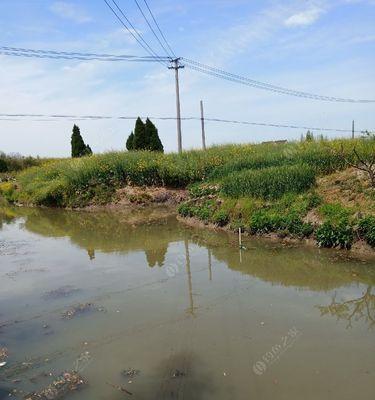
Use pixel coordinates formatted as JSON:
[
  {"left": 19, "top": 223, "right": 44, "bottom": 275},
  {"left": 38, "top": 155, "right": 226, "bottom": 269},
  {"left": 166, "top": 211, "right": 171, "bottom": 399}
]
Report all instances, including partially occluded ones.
[{"left": 0, "top": 206, "right": 374, "bottom": 400}]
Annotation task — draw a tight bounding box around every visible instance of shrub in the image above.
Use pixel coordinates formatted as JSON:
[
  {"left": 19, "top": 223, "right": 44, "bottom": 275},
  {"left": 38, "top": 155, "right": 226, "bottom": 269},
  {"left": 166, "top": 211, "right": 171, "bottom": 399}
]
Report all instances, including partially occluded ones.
[
  {"left": 188, "top": 183, "right": 219, "bottom": 198},
  {"left": 358, "top": 216, "right": 375, "bottom": 247},
  {"left": 316, "top": 220, "right": 354, "bottom": 249},
  {"left": 0, "top": 182, "right": 16, "bottom": 202},
  {"left": 319, "top": 203, "right": 351, "bottom": 222},
  {"left": 212, "top": 209, "right": 230, "bottom": 226},
  {"left": 0, "top": 158, "right": 8, "bottom": 172},
  {"left": 248, "top": 210, "right": 313, "bottom": 237},
  {"left": 178, "top": 202, "right": 194, "bottom": 218},
  {"left": 195, "top": 200, "right": 215, "bottom": 222},
  {"left": 221, "top": 164, "right": 316, "bottom": 199},
  {"left": 306, "top": 192, "right": 323, "bottom": 209}
]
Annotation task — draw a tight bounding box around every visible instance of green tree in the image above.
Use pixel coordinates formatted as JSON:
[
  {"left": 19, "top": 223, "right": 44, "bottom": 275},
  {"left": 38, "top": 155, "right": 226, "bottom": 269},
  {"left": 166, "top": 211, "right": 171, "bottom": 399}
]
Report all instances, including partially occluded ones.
[
  {"left": 305, "top": 130, "right": 314, "bottom": 142},
  {"left": 71, "top": 125, "right": 92, "bottom": 157},
  {"left": 0, "top": 157, "right": 7, "bottom": 172},
  {"left": 133, "top": 117, "right": 146, "bottom": 150},
  {"left": 84, "top": 144, "right": 93, "bottom": 156},
  {"left": 126, "top": 132, "right": 135, "bottom": 151},
  {"left": 145, "top": 118, "right": 164, "bottom": 152}
]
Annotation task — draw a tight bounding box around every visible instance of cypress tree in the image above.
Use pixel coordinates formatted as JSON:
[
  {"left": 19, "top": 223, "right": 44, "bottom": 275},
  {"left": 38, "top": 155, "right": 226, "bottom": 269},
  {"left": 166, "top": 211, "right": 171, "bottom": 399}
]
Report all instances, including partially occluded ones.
[
  {"left": 126, "top": 132, "right": 135, "bottom": 151},
  {"left": 84, "top": 144, "right": 93, "bottom": 155},
  {"left": 133, "top": 117, "right": 146, "bottom": 150},
  {"left": 145, "top": 118, "right": 163, "bottom": 152},
  {"left": 71, "top": 125, "right": 92, "bottom": 157}
]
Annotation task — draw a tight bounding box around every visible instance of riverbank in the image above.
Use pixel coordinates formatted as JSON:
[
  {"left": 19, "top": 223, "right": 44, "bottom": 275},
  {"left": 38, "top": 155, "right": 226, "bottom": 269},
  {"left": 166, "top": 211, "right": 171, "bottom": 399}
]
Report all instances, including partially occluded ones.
[{"left": 1, "top": 138, "right": 374, "bottom": 254}]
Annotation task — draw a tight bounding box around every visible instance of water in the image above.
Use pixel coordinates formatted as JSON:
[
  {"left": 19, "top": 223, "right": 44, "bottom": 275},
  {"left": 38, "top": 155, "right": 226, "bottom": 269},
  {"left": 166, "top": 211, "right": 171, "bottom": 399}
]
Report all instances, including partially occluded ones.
[{"left": 0, "top": 206, "right": 374, "bottom": 400}]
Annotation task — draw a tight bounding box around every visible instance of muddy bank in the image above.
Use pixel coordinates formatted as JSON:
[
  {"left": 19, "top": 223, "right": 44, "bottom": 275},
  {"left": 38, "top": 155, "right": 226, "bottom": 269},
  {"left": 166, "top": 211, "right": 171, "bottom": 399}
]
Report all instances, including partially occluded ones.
[{"left": 83, "top": 186, "right": 188, "bottom": 211}]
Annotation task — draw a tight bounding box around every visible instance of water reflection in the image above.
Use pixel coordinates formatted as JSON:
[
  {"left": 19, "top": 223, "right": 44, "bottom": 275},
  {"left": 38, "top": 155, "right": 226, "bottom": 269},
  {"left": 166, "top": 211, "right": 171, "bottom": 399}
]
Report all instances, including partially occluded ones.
[
  {"left": 317, "top": 286, "right": 375, "bottom": 329},
  {"left": 1, "top": 206, "right": 374, "bottom": 293}
]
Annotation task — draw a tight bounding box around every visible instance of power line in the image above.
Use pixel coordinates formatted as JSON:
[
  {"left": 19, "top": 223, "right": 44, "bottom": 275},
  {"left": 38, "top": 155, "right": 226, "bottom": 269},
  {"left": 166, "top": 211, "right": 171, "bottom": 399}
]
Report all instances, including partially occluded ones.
[
  {"left": 103, "top": 0, "right": 168, "bottom": 66},
  {"left": 103, "top": 0, "right": 167, "bottom": 66},
  {"left": 183, "top": 58, "right": 375, "bottom": 103},
  {"left": 0, "top": 46, "right": 166, "bottom": 59},
  {"left": 142, "top": 0, "right": 177, "bottom": 58},
  {"left": 133, "top": 0, "right": 172, "bottom": 58},
  {"left": 0, "top": 50, "right": 169, "bottom": 62},
  {"left": 0, "top": 113, "right": 359, "bottom": 133}
]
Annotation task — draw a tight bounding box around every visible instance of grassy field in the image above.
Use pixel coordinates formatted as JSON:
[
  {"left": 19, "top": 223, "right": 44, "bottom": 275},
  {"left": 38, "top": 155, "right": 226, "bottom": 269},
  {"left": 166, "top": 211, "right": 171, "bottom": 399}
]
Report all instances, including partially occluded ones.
[{"left": 1, "top": 137, "right": 374, "bottom": 250}]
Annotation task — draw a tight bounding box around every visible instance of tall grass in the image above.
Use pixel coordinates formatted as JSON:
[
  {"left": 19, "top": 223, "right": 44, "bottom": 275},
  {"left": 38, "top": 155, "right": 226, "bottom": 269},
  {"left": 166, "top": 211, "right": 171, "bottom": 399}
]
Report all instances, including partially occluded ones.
[
  {"left": 221, "top": 164, "right": 316, "bottom": 199},
  {"left": 15, "top": 138, "right": 374, "bottom": 207}
]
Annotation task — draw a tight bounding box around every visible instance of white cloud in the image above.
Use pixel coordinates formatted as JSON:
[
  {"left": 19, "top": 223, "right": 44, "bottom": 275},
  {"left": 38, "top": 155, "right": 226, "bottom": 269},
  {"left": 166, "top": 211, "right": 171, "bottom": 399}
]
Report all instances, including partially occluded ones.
[
  {"left": 284, "top": 7, "right": 324, "bottom": 27},
  {"left": 50, "top": 2, "right": 92, "bottom": 24}
]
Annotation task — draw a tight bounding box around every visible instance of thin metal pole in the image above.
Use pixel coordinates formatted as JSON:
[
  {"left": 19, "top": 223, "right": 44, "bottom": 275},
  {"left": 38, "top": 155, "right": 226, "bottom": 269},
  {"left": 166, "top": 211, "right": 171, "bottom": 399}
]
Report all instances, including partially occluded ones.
[{"left": 200, "top": 100, "right": 206, "bottom": 150}]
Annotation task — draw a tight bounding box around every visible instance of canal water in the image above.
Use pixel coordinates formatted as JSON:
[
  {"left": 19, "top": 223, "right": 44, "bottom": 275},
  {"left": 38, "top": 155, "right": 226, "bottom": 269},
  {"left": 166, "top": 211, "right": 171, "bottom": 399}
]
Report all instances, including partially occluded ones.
[{"left": 0, "top": 206, "right": 374, "bottom": 399}]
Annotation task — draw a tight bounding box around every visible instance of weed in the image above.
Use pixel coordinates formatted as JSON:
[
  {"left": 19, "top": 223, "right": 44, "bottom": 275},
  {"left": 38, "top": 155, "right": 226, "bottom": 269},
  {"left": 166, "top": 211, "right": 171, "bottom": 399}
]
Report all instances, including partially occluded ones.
[
  {"left": 316, "top": 220, "right": 354, "bottom": 249},
  {"left": 358, "top": 216, "right": 375, "bottom": 247}
]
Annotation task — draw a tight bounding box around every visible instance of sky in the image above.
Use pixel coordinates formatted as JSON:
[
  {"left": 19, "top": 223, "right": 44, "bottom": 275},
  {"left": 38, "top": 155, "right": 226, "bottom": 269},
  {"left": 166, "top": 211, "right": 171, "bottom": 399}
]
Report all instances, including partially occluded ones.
[{"left": 0, "top": 0, "right": 374, "bottom": 156}]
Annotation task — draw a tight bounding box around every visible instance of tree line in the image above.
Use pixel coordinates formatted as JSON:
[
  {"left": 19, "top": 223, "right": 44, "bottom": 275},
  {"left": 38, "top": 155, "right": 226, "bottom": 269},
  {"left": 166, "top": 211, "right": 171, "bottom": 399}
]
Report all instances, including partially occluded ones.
[{"left": 71, "top": 117, "right": 163, "bottom": 158}]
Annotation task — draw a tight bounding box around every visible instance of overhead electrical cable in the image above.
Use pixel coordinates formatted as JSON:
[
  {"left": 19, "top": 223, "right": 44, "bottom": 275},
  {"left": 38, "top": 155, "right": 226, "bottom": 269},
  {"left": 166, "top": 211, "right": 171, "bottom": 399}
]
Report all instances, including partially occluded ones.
[
  {"left": 142, "top": 0, "right": 177, "bottom": 58},
  {"left": 0, "top": 113, "right": 358, "bottom": 133},
  {"left": 0, "top": 46, "right": 169, "bottom": 62},
  {"left": 133, "top": 0, "right": 173, "bottom": 58},
  {"left": 0, "top": 46, "right": 166, "bottom": 59},
  {"left": 183, "top": 58, "right": 375, "bottom": 103},
  {"left": 103, "top": 0, "right": 168, "bottom": 66},
  {"left": 0, "top": 50, "right": 169, "bottom": 62}
]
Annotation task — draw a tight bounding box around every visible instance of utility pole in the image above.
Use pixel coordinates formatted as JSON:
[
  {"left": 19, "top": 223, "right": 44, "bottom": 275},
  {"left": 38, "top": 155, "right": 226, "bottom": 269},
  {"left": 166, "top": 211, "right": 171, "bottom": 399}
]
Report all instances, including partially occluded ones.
[
  {"left": 169, "top": 58, "right": 184, "bottom": 153},
  {"left": 352, "top": 120, "right": 355, "bottom": 139},
  {"left": 200, "top": 100, "right": 206, "bottom": 150}
]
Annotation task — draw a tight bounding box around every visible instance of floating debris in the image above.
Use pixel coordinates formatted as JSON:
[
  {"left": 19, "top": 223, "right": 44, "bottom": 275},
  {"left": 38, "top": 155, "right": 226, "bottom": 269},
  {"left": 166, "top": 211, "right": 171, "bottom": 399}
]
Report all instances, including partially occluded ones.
[
  {"left": 121, "top": 368, "right": 140, "bottom": 378},
  {"left": 42, "top": 286, "right": 80, "bottom": 300},
  {"left": 106, "top": 382, "right": 133, "bottom": 396},
  {"left": 171, "top": 369, "right": 185, "bottom": 379},
  {"left": 25, "top": 371, "right": 86, "bottom": 400},
  {"left": 0, "top": 347, "right": 8, "bottom": 365},
  {"left": 61, "top": 303, "right": 105, "bottom": 320}
]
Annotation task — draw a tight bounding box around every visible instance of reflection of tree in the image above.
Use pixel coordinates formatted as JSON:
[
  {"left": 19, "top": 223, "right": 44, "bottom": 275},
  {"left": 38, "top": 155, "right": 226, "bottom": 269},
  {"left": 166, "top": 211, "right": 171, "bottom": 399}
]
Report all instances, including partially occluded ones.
[
  {"left": 317, "top": 286, "right": 375, "bottom": 329},
  {"left": 0, "top": 208, "right": 16, "bottom": 229},
  {"left": 145, "top": 245, "right": 168, "bottom": 267},
  {"left": 87, "top": 248, "right": 95, "bottom": 260}
]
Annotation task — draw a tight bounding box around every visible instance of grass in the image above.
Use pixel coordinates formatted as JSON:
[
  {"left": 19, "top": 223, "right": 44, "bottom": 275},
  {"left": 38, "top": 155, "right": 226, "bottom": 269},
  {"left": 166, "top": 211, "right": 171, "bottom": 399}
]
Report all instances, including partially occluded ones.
[
  {"left": 8, "top": 138, "right": 373, "bottom": 208},
  {"left": 221, "top": 164, "right": 316, "bottom": 199}
]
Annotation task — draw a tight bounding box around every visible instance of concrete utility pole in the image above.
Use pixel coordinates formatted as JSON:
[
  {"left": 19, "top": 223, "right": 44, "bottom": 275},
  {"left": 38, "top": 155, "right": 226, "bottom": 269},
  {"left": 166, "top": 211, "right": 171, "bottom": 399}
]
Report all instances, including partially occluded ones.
[
  {"left": 352, "top": 120, "right": 355, "bottom": 139},
  {"left": 169, "top": 58, "right": 184, "bottom": 153},
  {"left": 200, "top": 100, "right": 206, "bottom": 150}
]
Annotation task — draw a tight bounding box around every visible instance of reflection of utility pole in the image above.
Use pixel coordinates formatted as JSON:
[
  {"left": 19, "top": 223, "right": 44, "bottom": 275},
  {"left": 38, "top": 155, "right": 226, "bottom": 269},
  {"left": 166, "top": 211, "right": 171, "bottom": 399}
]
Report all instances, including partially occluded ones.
[
  {"left": 208, "top": 248, "right": 212, "bottom": 281},
  {"left": 184, "top": 238, "right": 195, "bottom": 316}
]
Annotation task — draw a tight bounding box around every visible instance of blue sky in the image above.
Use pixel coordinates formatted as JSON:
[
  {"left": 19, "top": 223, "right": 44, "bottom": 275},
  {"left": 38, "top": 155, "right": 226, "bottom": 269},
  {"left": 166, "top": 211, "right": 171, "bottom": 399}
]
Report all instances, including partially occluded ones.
[{"left": 0, "top": 0, "right": 374, "bottom": 156}]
